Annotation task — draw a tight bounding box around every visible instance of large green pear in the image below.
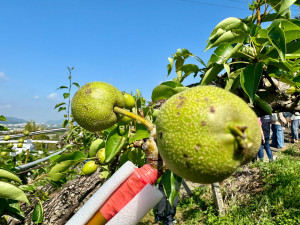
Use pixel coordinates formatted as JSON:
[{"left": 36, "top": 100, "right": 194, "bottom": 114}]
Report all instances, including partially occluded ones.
[
  {"left": 71, "top": 82, "right": 125, "bottom": 132},
  {"left": 156, "top": 86, "right": 261, "bottom": 184}
]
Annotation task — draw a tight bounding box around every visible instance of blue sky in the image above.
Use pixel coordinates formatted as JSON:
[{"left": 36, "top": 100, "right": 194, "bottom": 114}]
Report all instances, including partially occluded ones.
[{"left": 0, "top": 0, "right": 299, "bottom": 122}]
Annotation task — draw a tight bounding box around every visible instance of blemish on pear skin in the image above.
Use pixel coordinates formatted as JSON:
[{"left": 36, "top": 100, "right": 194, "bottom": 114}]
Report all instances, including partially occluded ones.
[
  {"left": 201, "top": 121, "right": 206, "bottom": 126},
  {"left": 159, "top": 132, "right": 163, "bottom": 139},
  {"left": 195, "top": 144, "right": 201, "bottom": 151},
  {"left": 176, "top": 96, "right": 186, "bottom": 109},
  {"left": 184, "top": 162, "right": 191, "bottom": 168},
  {"left": 210, "top": 106, "right": 216, "bottom": 113},
  {"left": 84, "top": 105, "right": 89, "bottom": 111},
  {"left": 183, "top": 154, "right": 189, "bottom": 158},
  {"left": 85, "top": 89, "right": 92, "bottom": 94}
]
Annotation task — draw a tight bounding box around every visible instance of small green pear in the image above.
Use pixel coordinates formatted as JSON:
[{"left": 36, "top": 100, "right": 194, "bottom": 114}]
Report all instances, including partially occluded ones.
[
  {"left": 17, "top": 143, "right": 23, "bottom": 148},
  {"left": 123, "top": 93, "right": 135, "bottom": 110},
  {"left": 4, "top": 135, "right": 10, "bottom": 141},
  {"left": 89, "top": 139, "right": 105, "bottom": 157},
  {"left": 23, "top": 130, "right": 30, "bottom": 136}
]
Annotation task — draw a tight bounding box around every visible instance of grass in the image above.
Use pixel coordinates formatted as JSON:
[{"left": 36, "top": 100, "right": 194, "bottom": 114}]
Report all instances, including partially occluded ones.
[{"left": 138, "top": 146, "right": 300, "bottom": 225}]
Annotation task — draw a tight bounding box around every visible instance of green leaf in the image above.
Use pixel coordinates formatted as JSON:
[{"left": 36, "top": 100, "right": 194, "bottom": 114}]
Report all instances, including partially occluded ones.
[
  {"left": 56, "top": 86, "right": 68, "bottom": 90},
  {"left": 72, "top": 82, "right": 80, "bottom": 88},
  {"left": 267, "top": 25, "right": 286, "bottom": 61},
  {"left": 162, "top": 170, "right": 182, "bottom": 206},
  {"left": 205, "top": 29, "right": 246, "bottom": 51},
  {"left": 286, "top": 41, "right": 300, "bottom": 58},
  {"left": 52, "top": 151, "right": 86, "bottom": 164},
  {"left": 58, "top": 107, "right": 66, "bottom": 112},
  {"left": 240, "top": 62, "right": 264, "bottom": 103},
  {"left": 268, "top": 19, "right": 300, "bottom": 43},
  {"left": 0, "top": 181, "right": 29, "bottom": 204},
  {"left": 0, "top": 125, "right": 9, "bottom": 131},
  {"left": 105, "top": 125, "right": 129, "bottom": 163},
  {"left": 63, "top": 93, "right": 70, "bottom": 99},
  {"left": 225, "top": 69, "right": 242, "bottom": 91},
  {"left": 167, "top": 57, "right": 174, "bottom": 76},
  {"left": 129, "top": 123, "right": 150, "bottom": 144},
  {"left": 207, "top": 43, "right": 234, "bottom": 67},
  {"left": 32, "top": 201, "right": 43, "bottom": 224},
  {"left": 277, "top": 0, "right": 297, "bottom": 17},
  {"left": 201, "top": 64, "right": 223, "bottom": 85},
  {"left": 151, "top": 81, "right": 188, "bottom": 102},
  {"left": 181, "top": 64, "right": 200, "bottom": 77},
  {"left": 0, "top": 115, "right": 7, "bottom": 121},
  {"left": 62, "top": 119, "right": 68, "bottom": 128},
  {"left": 48, "top": 160, "right": 77, "bottom": 181},
  {"left": 54, "top": 102, "right": 66, "bottom": 109},
  {"left": 0, "top": 169, "right": 22, "bottom": 184}
]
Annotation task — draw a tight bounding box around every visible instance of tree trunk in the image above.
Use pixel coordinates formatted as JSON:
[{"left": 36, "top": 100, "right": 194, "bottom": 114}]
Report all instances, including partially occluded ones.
[{"left": 13, "top": 169, "right": 103, "bottom": 225}]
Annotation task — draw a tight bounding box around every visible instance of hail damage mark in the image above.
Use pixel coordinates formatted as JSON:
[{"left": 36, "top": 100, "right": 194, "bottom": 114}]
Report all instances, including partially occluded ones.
[
  {"left": 183, "top": 154, "right": 189, "bottom": 158},
  {"left": 210, "top": 106, "right": 216, "bottom": 113},
  {"left": 184, "top": 162, "right": 190, "bottom": 168},
  {"left": 176, "top": 95, "right": 186, "bottom": 109},
  {"left": 195, "top": 144, "right": 201, "bottom": 151},
  {"left": 84, "top": 105, "right": 89, "bottom": 111},
  {"left": 85, "top": 89, "right": 92, "bottom": 95},
  {"left": 204, "top": 97, "right": 209, "bottom": 102},
  {"left": 201, "top": 121, "right": 206, "bottom": 126}
]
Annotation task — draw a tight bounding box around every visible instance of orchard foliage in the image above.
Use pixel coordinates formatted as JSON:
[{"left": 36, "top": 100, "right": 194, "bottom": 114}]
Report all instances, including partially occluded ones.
[
  {"left": 164, "top": 0, "right": 300, "bottom": 115},
  {"left": 1, "top": 1, "right": 300, "bottom": 224}
]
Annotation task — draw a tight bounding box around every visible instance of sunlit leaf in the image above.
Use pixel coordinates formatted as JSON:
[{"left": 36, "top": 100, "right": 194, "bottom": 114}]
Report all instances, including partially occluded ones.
[
  {"left": 63, "top": 93, "right": 70, "bottom": 99},
  {"left": 162, "top": 170, "right": 182, "bottom": 206},
  {"left": 105, "top": 125, "right": 129, "bottom": 163},
  {"left": 54, "top": 102, "right": 66, "bottom": 109},
  {"left": 267, "top": 25, "right": 286, "bottom": 61},
  {"left": 0, "top": 181, "right": 29, "bottom": 204},
  {"left": 240, "top": 62, "right": 263, "bottom": 102},
  {"left": 32, "top": 201, "right": 43, "bottom": 224}
]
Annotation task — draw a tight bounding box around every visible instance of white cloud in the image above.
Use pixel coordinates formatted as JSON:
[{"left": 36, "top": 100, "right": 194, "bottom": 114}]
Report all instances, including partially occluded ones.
[
  {"left": 0, "top": 104, "right": 11, "bottom": 109},
  {"left": 47, "top": 93, "right": 59, "bottom": 100},
  {"left": 34, "top": 96, "right": 39, "bottom": 99},
  {"left": 0, "top": 72, "right": 8, "bottom": 81}
]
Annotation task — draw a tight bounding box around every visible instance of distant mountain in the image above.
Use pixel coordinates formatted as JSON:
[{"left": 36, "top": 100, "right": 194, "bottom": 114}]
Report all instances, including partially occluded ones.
[
  {"left": 46, "top": 119, "right": 65, "bottom": 125},
  {"left": 0, "top": 117, "right": 27, "bottom": 124}
]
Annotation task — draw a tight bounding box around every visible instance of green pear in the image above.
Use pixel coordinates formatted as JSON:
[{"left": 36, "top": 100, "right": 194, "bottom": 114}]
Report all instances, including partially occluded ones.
[
  {"left": 89, "top": 139, "right": 105, "bottom": 157},
  {"left": 156, "top": 86, "right": 261, "bottom": 184},
  {"left": 123, "top": 93, "right": 135, "bottom": 110},
  {"left": 71, "top": 82, "right": 125, "bottom": 132}
]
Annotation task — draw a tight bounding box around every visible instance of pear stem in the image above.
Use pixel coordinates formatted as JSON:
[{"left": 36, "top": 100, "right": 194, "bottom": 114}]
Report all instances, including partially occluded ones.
[
  {"left": 114, "top": 106, "right": 163, "bottom": 171},
  {"left": 113, "top": 106, "right": 155, "bottom": 131}
]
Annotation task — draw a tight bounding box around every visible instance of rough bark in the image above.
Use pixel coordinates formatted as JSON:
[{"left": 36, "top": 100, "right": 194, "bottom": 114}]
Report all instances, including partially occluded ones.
[{"left": 10, "top": 169, "right": 103, "bottom": 225}]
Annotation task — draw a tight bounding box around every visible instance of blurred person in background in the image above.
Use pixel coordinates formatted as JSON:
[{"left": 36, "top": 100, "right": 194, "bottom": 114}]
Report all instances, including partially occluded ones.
[{"left": 291, "top": 112, "right": 300, "bottom": 143}]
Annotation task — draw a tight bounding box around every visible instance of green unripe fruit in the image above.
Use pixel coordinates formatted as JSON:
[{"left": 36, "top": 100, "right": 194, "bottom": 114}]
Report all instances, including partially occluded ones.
[
  {"left": 89, "top": 139, "right": 105, "bottom": 157},
  {"left": 123, "top": 93, "right": 135, "bottom": 110},
  {"left": 17, "top": 143, "right": 23, "bottom": 148},
  {"left": 152, "top": 109, "right": 160, "bottom": 118},
  {"left": 156, "top": 86, "right": 260, "bottom": 184},
  {"left": 4, "top": 135, "right": 10, "bottom": 141},
  {"left": 81, "top": 161, "right": 98, "bottom": 175},
  {"left": 18, "top": 138, "right": 24, "bottom": 143},
  {"left": 23, "top": 130, "right": 30, "bottom": 136},
  {"left": 71, "top": 81, "right": 125, "bottom": 132},
  {"left": 119, "top": 115, "right": 132, "bottom": 124},
  {"left": 1, "top": 152, "right": 8, "bottom": 157},
  {"left": 96, "top": 148, "right": 106, "bottom": 164},
  {"left": 7, "top": 143, "right": 13, "bottom": 149}
]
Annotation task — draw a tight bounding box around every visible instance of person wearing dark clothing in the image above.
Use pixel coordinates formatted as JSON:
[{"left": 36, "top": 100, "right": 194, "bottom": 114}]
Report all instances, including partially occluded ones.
[
  {"left": 259, "top": 115, "right": 274, "bottom": 162},
  {"left": 154, "top": 178, "right": 179, "bottom": 225}
]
